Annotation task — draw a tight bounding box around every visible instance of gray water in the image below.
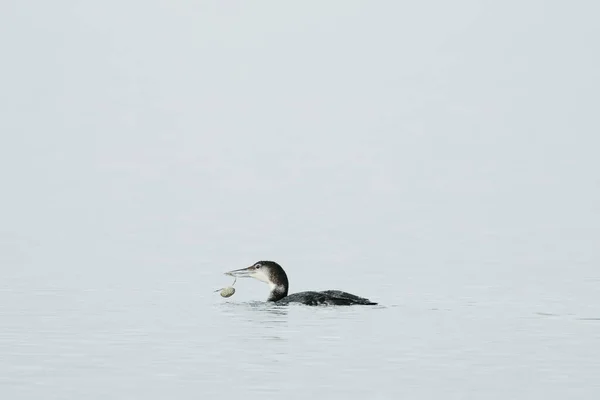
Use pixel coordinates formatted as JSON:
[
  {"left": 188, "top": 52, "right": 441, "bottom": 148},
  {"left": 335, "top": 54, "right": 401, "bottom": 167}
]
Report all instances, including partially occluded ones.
[
  {"left": 3, "top": 265, "right": 600, "bottom": 398},
  {"left": 1, "top": 1, "right": 600, "bottom": 399}
]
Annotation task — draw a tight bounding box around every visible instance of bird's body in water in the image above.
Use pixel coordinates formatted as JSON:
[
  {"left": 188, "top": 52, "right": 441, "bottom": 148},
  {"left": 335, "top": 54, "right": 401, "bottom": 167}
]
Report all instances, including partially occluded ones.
[{"left": 225, "top": 261, "right": 377, "bottom": 306}]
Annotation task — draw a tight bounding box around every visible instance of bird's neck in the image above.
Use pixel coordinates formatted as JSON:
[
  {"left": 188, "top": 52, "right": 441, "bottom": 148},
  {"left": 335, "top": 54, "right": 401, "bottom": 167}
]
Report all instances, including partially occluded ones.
[
  {"left": 268, "top": 283, "right": 288, "bottom": 302},
  {"left": 266, "top": 266, "right": 289, "bottom": 302}
]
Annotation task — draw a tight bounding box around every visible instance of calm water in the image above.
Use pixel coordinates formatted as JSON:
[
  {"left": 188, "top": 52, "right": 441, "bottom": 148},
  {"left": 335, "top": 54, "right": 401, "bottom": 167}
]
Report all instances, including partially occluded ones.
[{"left": 2, "top": 265, "right": 599, "bottom": 399}]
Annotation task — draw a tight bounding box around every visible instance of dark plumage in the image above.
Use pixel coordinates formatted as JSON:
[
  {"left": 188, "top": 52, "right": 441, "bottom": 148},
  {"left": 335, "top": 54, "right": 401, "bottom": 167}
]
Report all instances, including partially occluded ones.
[{"left": 275, "top": 290, "right": 377, "bottom": 306}]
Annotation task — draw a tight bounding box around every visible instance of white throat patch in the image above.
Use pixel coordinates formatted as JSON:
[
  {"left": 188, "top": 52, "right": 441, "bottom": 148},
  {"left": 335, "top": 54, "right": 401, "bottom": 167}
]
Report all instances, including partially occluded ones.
[
  {"left": 251, "top": 268, "right": 272, "bottom": 285},
  {"left": 250, "top": 268, "right": 285, "bottom": 297}
]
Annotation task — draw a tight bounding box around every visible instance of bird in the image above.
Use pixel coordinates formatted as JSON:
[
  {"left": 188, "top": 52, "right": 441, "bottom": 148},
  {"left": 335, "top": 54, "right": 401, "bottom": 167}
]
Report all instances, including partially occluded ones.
[{"left": 225, "top": 261, "right": 377, "bottom": 306}]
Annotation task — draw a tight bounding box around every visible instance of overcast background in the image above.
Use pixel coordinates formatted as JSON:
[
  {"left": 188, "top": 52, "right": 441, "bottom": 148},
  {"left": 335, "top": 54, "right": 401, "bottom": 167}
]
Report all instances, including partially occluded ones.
[{"left": 1, "top": 1, "right": 599, "bottom": 399}]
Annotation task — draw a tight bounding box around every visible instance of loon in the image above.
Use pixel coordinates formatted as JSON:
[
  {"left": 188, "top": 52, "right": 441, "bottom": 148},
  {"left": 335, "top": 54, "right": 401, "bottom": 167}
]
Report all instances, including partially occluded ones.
[{"left": 225, "top": 261, "right": 377, "bottom": 306}]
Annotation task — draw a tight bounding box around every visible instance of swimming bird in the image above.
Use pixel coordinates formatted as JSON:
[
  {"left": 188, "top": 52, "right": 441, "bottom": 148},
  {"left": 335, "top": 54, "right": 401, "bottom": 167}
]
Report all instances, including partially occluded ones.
[{"left": 225, "top": 261, "right": 377, "bottom": 306}]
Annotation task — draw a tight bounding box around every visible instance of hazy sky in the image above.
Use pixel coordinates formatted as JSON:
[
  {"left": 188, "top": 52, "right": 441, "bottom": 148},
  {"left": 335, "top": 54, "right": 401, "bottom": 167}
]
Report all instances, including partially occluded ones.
[{"left": 1, "top": 1, "right": 599, "bottom": 300}]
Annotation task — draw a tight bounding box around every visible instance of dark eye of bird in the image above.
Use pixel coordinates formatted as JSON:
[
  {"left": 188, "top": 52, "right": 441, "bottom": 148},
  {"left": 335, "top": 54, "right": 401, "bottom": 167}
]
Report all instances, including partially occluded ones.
[{"left": 255, "top": 264, "right": 261, "bottom": 269}]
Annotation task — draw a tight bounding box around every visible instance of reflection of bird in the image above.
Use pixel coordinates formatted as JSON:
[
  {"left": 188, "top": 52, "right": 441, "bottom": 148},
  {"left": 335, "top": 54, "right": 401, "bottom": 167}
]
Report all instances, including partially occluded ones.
[{"left": 225, "top": 261, "right": 377, "bottom": 306}]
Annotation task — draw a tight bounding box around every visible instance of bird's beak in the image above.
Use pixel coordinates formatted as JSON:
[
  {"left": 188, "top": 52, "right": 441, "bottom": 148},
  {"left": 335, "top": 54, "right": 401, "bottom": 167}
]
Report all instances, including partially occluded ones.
[{"left": 225, "top": 266, "right": 255, "bottom": 278}]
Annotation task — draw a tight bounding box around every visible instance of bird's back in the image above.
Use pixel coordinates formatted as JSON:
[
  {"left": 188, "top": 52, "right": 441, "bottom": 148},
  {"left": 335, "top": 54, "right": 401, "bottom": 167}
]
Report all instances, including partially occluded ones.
[{"left": 275, "top": 290, "right": 377, "bottom": 306}]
